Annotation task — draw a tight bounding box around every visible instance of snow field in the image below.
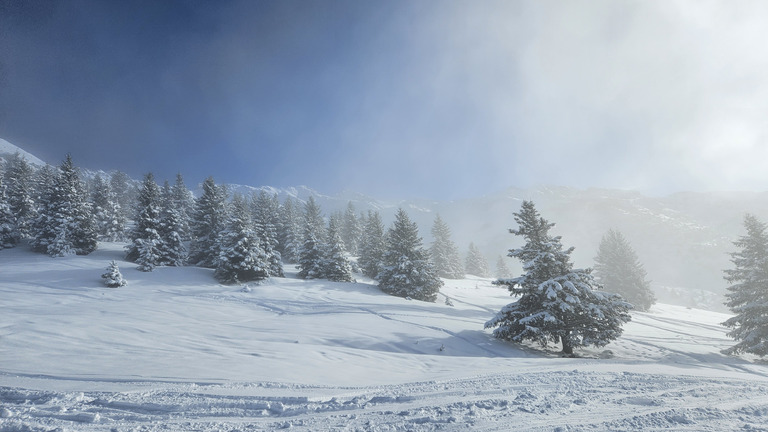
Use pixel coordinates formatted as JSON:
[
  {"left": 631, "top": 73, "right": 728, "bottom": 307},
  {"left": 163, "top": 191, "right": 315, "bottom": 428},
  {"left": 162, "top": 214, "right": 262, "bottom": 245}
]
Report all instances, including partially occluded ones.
[{"left": 2, "top": 242, "right": 768, "bottom": 431}]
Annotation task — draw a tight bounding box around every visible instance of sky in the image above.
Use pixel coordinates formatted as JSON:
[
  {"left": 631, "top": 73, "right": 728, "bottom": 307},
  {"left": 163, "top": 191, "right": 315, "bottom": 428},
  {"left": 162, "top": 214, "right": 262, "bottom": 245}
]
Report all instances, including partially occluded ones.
[{"left": 2, "top": 0, "right": 768, "bottom": 200}]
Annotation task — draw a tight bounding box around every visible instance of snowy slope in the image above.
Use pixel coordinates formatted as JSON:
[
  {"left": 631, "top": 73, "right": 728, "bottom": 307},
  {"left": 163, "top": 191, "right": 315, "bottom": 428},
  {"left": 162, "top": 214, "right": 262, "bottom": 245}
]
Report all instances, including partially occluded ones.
[
  {"left": 0, "top": 138, "right": 46, "bottom": 168},
  {"left": 2, "top": 243, "right": 767, "bottom": 431}
]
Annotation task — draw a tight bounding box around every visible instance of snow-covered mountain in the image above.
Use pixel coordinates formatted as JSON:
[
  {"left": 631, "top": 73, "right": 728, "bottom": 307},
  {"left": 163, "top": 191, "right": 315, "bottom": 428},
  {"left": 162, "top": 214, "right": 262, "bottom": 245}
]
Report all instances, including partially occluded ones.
[{"left": 3, "top": 137, "right": 762, "bottom": 311}]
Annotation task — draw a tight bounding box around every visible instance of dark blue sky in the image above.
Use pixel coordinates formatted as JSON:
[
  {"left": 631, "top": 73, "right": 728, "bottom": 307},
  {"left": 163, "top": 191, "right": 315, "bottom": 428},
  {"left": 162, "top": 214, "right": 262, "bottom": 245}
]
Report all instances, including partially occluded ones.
[{"left": 3, "top": 1, "right": 768, "bottom": 199}]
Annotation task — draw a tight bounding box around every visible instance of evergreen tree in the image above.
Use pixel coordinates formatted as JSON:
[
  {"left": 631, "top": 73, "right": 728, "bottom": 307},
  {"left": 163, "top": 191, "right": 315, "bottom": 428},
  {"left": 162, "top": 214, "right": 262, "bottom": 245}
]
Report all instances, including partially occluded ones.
[
  {"left": 251, "top": 191, "right": 284, "bottom": 277},
  {"left": 593, "top": 229, "right": 655, "bottom": 312},
  {"left": 429, "top": 214, "right": 464, "bottom": 279},
  {"left": 215, "top": 195, "right": 269, "bottom": 284},
  {"left": 341, "top": 202, "right": 362, "bottom": 256},
  {"left": 0, "top": 177, "right": 18, "bottom": 249},
  {"left": 465, "top": 242, "right": 490, "bottom": 277},
  {"left": 91, "top": 174, "right": 126, "bottom": 242},
  {"left": 297, "top": 196, "right": 326, "bottom": 279},
  {"left": 30, "top": 155, "right": 97, "bottom": 257},
  {"left": 170, "top": 173, "right": 193, "bottom": 241},
  {"left": 102, "top": 260, "right": 127, "bottom": 287},
  {"left": 189, "top": 177, "right": 229, "bottom": 268},
  {"left": 157, "top": 181, "right": 187, "bottom": 266},
  {"left": 2, "top": 152, "right": 36, "bottom": 237},
  {"left": 126, "top": 173, "right": 163, "bottom": 271},
  {"left": 485, "top": 201, "right": 631, "bottom": 355},
  {"left": 495, "top": 255, "right": 513, "bottom": 279},
  {"left": 358, "top": 210, "right": 386, "bottom": 279},
  {"left": 278, "top": 196, "right": 302, "bottom": 263},
  {"left": 322, "top": 216, "right": 354, "bottom": 282},
  {"left": 378, "top": 208, "right": 443, "bottom": 302},
  {"left": 110, "top": 170, "right": 135, "bottom": 220},
  {"left": 722, "top": 214, "right": 768, "bottom": 356}
]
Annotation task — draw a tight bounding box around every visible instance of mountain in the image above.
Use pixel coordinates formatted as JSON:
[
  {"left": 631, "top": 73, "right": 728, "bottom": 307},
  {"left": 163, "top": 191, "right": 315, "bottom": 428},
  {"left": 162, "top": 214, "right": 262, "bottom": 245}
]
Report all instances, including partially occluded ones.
[
  {"left": 0, "top": 137, "right": 46, "bottom": 167},
  {"left": 3, "top": 137, "right": 761, "bottom": 311}
]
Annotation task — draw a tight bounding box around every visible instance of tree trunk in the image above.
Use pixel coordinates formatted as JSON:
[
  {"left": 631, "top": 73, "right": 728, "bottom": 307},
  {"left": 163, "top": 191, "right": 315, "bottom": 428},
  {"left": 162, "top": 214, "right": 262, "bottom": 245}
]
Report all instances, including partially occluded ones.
[{"left": 561, "top": 333, "right": 574, "bottom": 355}]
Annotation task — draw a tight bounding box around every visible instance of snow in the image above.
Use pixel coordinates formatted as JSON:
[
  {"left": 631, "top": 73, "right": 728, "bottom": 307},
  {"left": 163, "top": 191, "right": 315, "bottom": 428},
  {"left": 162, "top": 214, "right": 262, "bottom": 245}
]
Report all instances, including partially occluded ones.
[{"left": 2, "top": 243, "right": 768, "bottom": 431}]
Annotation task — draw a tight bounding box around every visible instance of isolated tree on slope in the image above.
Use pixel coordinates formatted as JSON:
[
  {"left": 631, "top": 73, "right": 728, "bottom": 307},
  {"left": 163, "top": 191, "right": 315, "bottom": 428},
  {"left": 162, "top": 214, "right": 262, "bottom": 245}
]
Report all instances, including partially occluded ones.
[
  {"left": 102, "top": 260, "right": 127, "bottom": 288},
  {"left": 297, "top": 197, "right": 326, "bottom": 279},
  {"left": 722, "top": 214, "right": 768, "bottom": 356},
  {"left": 2, "top": 152, "right": 36, "bottom": 238},
  {"left": 378, "top": 208, "right": 443, "bottom": 302},
  {"left": 359, "top": 210, "right": 386, "bottom": 279},
  {"left": 251, "top": 191, "right": 283, "bottom": 277},
  {"left": 322, "top": 216, "right": 354, "bottom": 282},
  {"left": 593, "top": 229, "right": 655, "bottom": 312},
  {"left": 215, "top": 195, "right": 269, "bottom": 284},
  {"left": 465, "top": 242, "right": 490, "bottom": 277},
  {"left": 430, "top": 214, "right": 464, "bottom": 279},
  {"left": 126, "top": 173, "right": 163, "bottom": 271},
  {"left": 189, "top": 177, "right": 229, "bottom": 268},
  {"left": 485, "top": 200, "right": 631, "bottom": 355}
]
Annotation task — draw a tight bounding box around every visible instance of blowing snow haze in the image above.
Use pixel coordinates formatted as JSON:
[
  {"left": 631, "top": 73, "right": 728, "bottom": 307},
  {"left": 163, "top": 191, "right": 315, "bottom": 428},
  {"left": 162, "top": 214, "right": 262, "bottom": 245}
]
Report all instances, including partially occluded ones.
[{"left": 3, "top": 1, "right": 768, "bottom": 199}]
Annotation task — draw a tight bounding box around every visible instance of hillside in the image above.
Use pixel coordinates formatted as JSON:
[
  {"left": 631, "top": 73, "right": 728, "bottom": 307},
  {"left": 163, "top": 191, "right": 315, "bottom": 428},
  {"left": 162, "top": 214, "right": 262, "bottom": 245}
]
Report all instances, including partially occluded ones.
[{"left": 2, "top": 242, "right": 768, "bottom": 431}]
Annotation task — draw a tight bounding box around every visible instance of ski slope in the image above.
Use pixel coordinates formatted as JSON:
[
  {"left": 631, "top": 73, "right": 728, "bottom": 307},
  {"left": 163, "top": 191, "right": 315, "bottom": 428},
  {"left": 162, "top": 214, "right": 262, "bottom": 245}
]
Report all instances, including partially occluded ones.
[{"left": 1, "top": 243, "right": 767, "bottom": 431}]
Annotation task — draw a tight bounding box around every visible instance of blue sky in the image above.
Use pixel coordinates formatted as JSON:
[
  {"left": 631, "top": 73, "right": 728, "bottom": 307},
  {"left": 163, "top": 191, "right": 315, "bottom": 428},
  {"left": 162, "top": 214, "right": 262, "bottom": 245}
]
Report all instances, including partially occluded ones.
[{"left": 3, "top": 0, "right": 768, "bottom": 200}]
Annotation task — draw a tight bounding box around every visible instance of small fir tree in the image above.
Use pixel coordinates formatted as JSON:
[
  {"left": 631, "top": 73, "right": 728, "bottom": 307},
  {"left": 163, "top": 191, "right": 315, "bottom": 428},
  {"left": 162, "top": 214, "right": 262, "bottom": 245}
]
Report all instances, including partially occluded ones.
[
  {"left": 593, "top": 229, "right": 655, "bottom": 312},
  {"left": 358, "top": 210, "right": 386, "bottom": 279},
  {"left": 378, "top": 208, "right": 443, "bottom": 302},
  {"left": 429, "top": 214, "right": 464, "bottom": 279},
  {"left": 465, "top": 242, "right": 490, "bottom": 277},
  {"left": 722, "top": 214, "right": 768, "bottom": 356},
  {"left": 485, "top": 201, "right": 631, "bottom": 355},
  {"left": 102, "top": 260, "right": 127, "bottom": 287},
  {"left": 215, "top": 195, "right": 269, "bottom": 284}
]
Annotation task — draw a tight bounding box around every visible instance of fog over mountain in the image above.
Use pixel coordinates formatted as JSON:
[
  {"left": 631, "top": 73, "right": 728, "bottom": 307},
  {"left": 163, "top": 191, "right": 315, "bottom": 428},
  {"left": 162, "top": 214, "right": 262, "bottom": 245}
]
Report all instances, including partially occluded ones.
[{"left": 4, "top": 137, "right": 760, "bottom": 311}]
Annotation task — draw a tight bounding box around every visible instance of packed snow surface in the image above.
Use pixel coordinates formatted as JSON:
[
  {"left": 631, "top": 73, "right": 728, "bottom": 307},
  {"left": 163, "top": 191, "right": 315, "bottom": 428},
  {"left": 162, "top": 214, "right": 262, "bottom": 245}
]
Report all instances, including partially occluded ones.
[{"left": 2, "top": 243, "right": 768, "bottom": 431}]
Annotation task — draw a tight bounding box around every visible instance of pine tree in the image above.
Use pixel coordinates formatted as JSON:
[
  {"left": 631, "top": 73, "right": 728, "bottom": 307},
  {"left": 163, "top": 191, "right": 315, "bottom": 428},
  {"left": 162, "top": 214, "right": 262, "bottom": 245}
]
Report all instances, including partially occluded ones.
[
  {"left": 322, "top": 216, "right": 354, "bottom": 282},
  {"left": 495, "top": 255, "right": 513, "bottom": 279},
  {"left": 358, "top": 210, "right": 386, "bottom": 279},
  {"left": 278, "top": 196, "right": 302, "bottom": 263},
  {"left": 91, "top": 174, "right": 126, "bottom": 242},
  {"left": 465, "top": 242, "right": 490, "bottom": 277},
  {"left": 485, "top": 201, "right": 631, "bottom": 355},
  {"left": 215, "top": 195, "right": 269, "bottom": 284},
  {"left": 102, "top": 260, "right": 127, "bottom": 287},
  {"left": 427, "top": 214, "right": 463, "bottom": 279},
  {"left": 722, "top": 214, "right": 768, "bottom": 356},
  {"left": 0, "top": 177, "right": 18, "bottom": 249},
  {"left": 171, "top": 173, "right": 193, "bottom": 241},
  {"left": 593, "top": 229, "right": 655, "bottom": 312},
  {"left": 157, "top": 181, "right": 187, "bottom": 266},
  {"left": 189, "top": 177, "right": 229, "bottom": 268},
  {"left": 2, "top": 152, "right": 36, "bottom": 238},
  {"left": 341, "top": 202, "right": 362, "bottom": 256},
  {"left": 251, "top": 191, "right": 283, "bottom": 277},
  {"left": 297, "top": 196, "right": 326, "bottom": 279},
  {"left": 30, "top": 155, "right": 97, "bottom": 257},
  {"left": 110, "top": 170, "right": 136, "bottom": 220},
  {"left": 378, "top": 208, "right": 443, "bottom": 302},
  {"left": 126, "top": 173, "right": 163, "bottom": 271}
]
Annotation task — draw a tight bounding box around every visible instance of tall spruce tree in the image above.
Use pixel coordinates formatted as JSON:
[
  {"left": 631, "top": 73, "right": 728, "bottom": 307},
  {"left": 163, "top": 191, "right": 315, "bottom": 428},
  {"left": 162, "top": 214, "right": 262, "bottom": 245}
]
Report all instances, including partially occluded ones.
[
  {"left": 278, "top": 196, "right": 302, "bottom": 263},
  {"left": 378, "top": 208, "right": 443, "bottom": 302},
  {"left": 358, "top": 210, "right": 386, "bottom": 279},
  {"left": 465, "top": 242, "right": 490, "bottom": 277},
  {"left": 485, "top": 201, "right": 631, "bottom": 355},
  {"left": 110, "top": 170, "right": 135, "bottom": 220},
  {"left": 322, "top": 215, "right": 354, "bottom": 282},
  {"left": 157, "top": 181, "right": 187, "bottom": 267},
  {"left": 126, "top": 173, "right": 163, "bottom": 271},
  {"left": 189, "top": 177, "right": 229, "bottom": 268},
  {"left": 251, "top": 191, "right": 284, "bottom": 277},
  {"left": 215, "top": 195, "right": 269, "bottom": 284},
  {"left": 341, "top": 202, "right": 361, "bottom": 256},
  {"left": 722, "top": 214, "right": 768, "bottom": 356},
  {"left": 91, "top": 174, "right": 126, "bottom": 242},
  {"left": 0, "top": 177, "right": 18, "bottom": 249},
  {"left": 429, "top": 214, "right": 464, "bottom": 279},
  {"left": 170, "top": 173, "right": 194, "bottom": 241},
  {"left": 593, "top": 229, "right": 655, "bottom": 312},
  {"left": 2, "top": 152, "right": 36, "bottom": 237},
  {"left": 297, "top": 196, "right": 326, "bottom": 279}
]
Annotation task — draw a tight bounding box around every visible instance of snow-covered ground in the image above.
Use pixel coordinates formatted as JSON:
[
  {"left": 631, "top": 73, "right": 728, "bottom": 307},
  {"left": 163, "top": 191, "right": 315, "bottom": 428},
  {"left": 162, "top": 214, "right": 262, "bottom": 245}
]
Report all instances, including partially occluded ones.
[{"left": 2, "top": 243, "right": 767, "bottom": 431}]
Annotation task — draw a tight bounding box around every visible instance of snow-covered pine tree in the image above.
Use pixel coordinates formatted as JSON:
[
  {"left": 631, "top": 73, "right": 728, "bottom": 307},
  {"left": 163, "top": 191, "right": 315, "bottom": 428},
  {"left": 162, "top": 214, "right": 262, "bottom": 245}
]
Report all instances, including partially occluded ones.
[
  {"left": 30, "top": 155, "right": 97, "bottom": 257},
  {"left": 189, "top": 177, "right": 229, "bottom": 268},
  {"left": 102, "top": 260, "right": 127, "bottom": 287},
  {"left": 125, "top": 173, "right": 163, "bottom": 271},
  {"left": 593, "top": 229, "right": 655, "bottom": 312},
  {"left": 215, "top": 195, "right": 269, "bottom": 284},
  {"left": 251, "top": 191, "right": 283, "bottom": 277},
  {"left": 0, "top": 177, "right": 19, "bottom": 249},
  {"left": 485, "top": 200, "right": 631, "bottom": 355},
  {"left": 322, "top": 215, "right": 354, "bottom": 282},
  {"left": 277, "top": 196, "right": 302, "bottom": 263},
  {"left": 297, "top": 196, "right": 326, "bottom": 279},
  {"left": 91, "top": 174, "right": 126, "bottom": 242},
  {"left": 157, "top": 181, "right": 187, "bottom": 266},
  {"left": 170, "top": 173, "right": 193, "bottom": 241},
  {"left": 2, "top": 152, "right": 36, "bottom": 238},
  {"left": 341, "top": 202, "right": 361, "bottom": 256},
  {"left": 722, "top": 214, "right": 768, "bottom": 356},
  {"left": 358, "top": 210, "right": 386, "bottom": 279},
  {"left": 495, "top": 255, "right": 513, "bottom": 279},
  {"left": 378, "top": 208, "right": 443, "bottom": 302},
  {"left": 110, "top": 170, "right": 136, "bottom": 220},
  {"left": 465, "top": 242, "right": 490, "bottom": 277},
  {"left": 429, "top": 214, "right": 464, "bottom": 279}
]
